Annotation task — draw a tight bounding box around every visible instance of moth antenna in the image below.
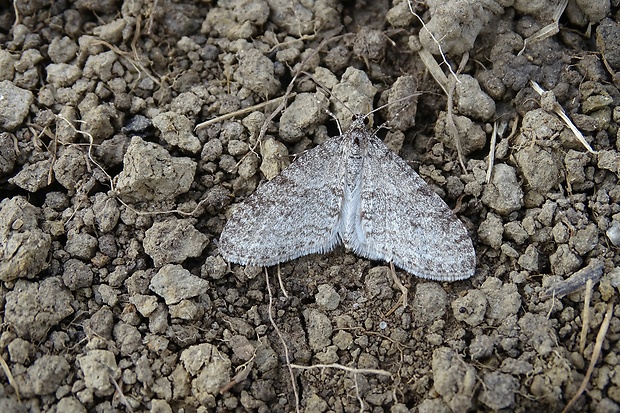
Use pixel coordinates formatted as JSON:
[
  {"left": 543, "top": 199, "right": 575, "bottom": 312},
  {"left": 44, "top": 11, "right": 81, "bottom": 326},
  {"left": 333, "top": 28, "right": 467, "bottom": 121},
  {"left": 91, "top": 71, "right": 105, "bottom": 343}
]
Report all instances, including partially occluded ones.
[
  {"left": 301, "top": 69, "right": 368, "bottom": 126},
  {"left": 301, "top": 70, "right": 419, "bottom": 136},
  {"left": 372, "top": 92, "right": 421, "bottom": 135},
  {"left": 300, "top": 70, "right": 353, "bottom": 134}
]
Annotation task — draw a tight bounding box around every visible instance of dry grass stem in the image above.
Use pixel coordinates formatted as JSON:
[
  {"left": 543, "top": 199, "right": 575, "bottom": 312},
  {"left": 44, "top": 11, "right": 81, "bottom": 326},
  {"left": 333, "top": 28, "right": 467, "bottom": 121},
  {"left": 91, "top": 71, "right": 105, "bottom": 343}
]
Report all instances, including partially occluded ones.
[
  {"left": 486, "top": 121, "right": 498, "bottom": 184},
  {"left": 265, "top": 268, "right": 300, "bottom": 413},
  {"left": 518, "top": 0, "right": 568, "bottom": 56},
  {"left": 290, "top": 363, "right": 392, "bottom": 377},
  {"left": 408, "top": 1, "right": 459, "bottom": 83},
  {"left": 579, "top": 279, "right": 593, "bottom": 354},
  {"left": 0, "top": 354, "right": 20, "bottom": 402},
  {"left": 194, "top": 94, "right": 296, "bottom": 131},
  {"left": 530, "top": 80, "right": 598, "bottom": 154},
  {"left": 562, "top": 301, "right": 614, "bottom": 412}
]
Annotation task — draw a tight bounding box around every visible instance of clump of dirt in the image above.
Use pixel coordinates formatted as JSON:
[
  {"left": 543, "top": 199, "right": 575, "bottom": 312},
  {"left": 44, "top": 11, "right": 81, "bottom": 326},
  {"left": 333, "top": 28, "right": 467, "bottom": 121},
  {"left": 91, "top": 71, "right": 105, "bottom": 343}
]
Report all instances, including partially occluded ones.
[{"left": 0, "top": 0, "right": 619, "bottom": 412}]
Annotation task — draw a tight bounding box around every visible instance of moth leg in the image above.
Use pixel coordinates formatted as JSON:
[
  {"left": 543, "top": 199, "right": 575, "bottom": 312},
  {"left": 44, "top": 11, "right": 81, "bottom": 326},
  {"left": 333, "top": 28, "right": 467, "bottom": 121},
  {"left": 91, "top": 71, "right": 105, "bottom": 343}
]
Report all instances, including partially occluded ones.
[{"left": 384, "top": 262, "right": 408, "bottom": 316}]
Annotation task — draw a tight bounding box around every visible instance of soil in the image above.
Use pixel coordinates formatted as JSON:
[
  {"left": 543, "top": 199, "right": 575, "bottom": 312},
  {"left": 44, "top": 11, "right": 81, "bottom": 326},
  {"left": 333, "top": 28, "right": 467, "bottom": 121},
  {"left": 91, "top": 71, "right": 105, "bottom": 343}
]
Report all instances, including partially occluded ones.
[{"left": 1, "top": 0, "right": 620, "bottom": 412}]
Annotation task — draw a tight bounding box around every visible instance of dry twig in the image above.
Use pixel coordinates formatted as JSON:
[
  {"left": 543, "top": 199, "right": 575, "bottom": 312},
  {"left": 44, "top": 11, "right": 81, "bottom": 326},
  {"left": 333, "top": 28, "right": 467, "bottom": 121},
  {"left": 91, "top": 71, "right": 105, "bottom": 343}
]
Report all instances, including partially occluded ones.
[{"left": 541, "top": 260, "right": 604, "bottom": 299}]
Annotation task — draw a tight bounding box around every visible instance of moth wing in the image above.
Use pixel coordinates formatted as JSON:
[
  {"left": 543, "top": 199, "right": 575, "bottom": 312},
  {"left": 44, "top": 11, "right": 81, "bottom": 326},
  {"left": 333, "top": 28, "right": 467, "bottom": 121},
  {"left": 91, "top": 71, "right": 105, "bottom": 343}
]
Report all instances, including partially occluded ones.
[
  {"left": 219, "top": 136, "right": 344, "bottom": 267},
  {"left": 353, "top": 136, "right": 475, "bottom": 281}
]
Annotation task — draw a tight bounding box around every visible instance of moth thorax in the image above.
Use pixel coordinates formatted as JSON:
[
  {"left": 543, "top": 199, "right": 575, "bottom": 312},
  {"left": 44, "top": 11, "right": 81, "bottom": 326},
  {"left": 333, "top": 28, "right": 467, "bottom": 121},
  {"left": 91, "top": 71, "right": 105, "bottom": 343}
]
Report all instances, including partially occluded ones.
[{"left": 348, "top": 130, "right": 367, "bottom": 154}]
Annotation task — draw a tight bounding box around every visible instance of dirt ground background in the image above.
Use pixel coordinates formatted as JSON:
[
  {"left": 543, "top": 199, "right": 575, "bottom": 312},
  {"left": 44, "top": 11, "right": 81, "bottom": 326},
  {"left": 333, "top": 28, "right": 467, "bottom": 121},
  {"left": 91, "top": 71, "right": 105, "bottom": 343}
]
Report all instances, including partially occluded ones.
[{"left": 1, "top": 0, "right": 620, "bottom": 412}]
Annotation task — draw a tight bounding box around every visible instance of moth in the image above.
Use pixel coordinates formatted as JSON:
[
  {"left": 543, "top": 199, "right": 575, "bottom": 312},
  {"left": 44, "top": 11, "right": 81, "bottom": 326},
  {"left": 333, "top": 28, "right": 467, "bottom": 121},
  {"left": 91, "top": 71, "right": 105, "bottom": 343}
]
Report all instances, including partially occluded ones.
[{"left": 219, "top": 113, "right": 475, "bottom": 281}]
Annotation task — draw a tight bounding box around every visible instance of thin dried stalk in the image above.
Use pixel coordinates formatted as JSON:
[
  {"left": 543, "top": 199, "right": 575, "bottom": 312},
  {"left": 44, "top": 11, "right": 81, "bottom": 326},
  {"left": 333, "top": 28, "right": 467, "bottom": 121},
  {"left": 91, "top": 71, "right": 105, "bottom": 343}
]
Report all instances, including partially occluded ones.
[
  {"left": 518, "top": 0, "right": 568, "bottom": 56},
  {"left": 562, "top": 301, "right": 614, "bottom": 413},
  {"left": 530, "top": 80, "right": 598, "bottom": 154}
]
